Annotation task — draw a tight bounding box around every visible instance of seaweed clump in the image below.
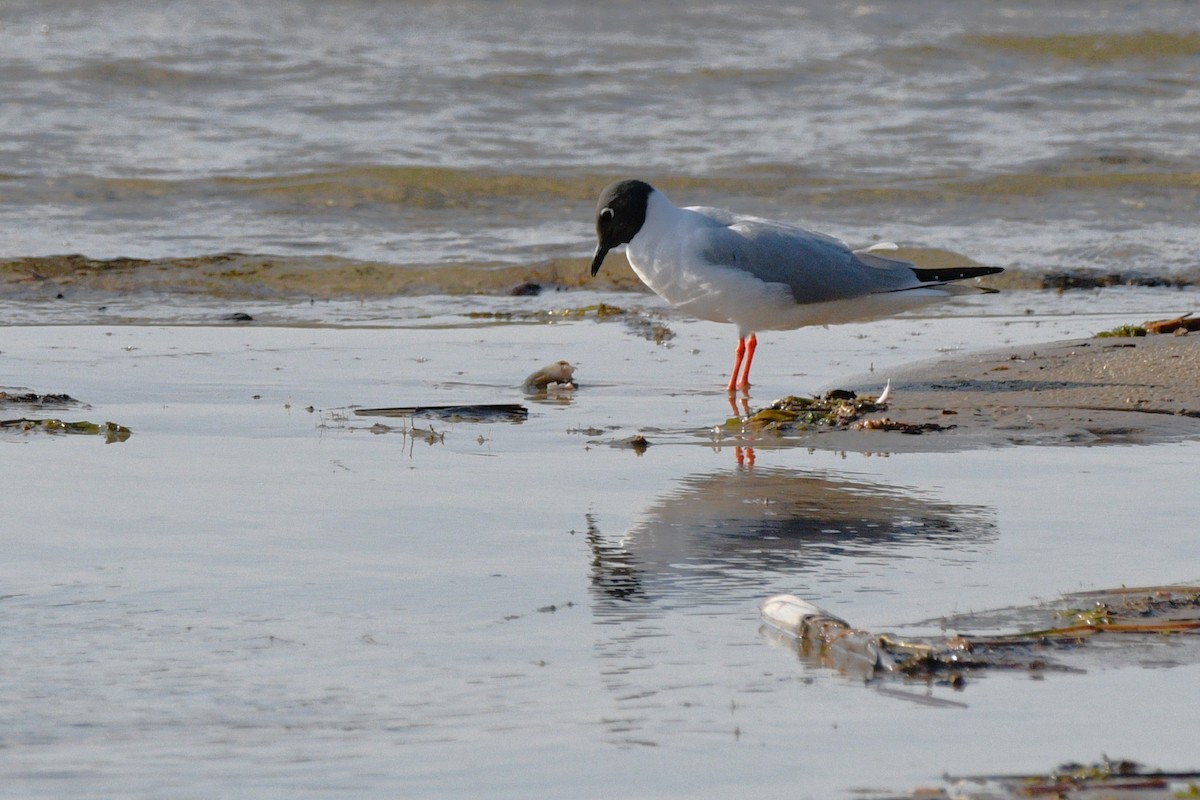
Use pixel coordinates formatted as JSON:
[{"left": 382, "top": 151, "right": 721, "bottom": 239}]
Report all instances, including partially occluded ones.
[
  {"left": 744, "top": 391, "right": 877, "bottom": 431},
  {"left": 1096, "top": 324, "right": 1147, "bottom": 338},
  {"left": 0, "top": 418, "right": 131, "bottom": 443},
  {"left": 732, "top": 390, "right": 959, "bottom": 436},
  {"left": 737, "top": 390, "right": 884, "bottom": 433},
  {"left": 0, "top": 391, "right": 80, "bottom": 406}
]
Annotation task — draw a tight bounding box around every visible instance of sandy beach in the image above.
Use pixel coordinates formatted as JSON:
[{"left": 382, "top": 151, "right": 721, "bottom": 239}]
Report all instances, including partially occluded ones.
[{"left": 807, "top": 327, "right": 1200, "bottom": 452}]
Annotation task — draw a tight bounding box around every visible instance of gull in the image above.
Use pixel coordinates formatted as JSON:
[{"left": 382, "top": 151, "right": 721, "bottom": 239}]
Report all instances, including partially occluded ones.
[{"left": 589, "top": 179, "right": 1002, "bottom": 392}]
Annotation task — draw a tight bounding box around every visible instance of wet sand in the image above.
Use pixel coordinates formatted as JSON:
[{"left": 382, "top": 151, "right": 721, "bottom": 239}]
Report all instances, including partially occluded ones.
[{"left": 820, "top": 330, "right": 1200, "bottom": 451}]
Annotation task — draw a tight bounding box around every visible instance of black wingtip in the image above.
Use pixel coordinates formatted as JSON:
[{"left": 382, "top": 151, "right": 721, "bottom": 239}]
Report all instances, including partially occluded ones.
[{"left": 910, "top": 265, "right": 1004, "bottom": 283}]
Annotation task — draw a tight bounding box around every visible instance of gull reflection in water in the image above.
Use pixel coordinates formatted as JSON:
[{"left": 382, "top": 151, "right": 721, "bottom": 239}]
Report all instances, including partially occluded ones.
[{"left": 585, "top": 467, "right": 996, "bottom": 616}]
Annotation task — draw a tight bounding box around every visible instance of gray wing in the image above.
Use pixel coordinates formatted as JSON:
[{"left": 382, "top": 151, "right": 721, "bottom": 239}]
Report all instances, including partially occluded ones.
[{"left": 687, "top": 208, "right": 921, "bottom": 304}]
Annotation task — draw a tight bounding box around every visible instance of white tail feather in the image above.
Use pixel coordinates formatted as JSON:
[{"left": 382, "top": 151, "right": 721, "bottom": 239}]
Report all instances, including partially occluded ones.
[{"left": 857, "top": 242, "right": 899, "bottom": 253}]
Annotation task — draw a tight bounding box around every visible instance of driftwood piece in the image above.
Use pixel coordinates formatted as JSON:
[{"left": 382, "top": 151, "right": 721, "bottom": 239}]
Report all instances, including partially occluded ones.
[{"left": 1144, "top": 313, "right": 1200, "bottom": 335}]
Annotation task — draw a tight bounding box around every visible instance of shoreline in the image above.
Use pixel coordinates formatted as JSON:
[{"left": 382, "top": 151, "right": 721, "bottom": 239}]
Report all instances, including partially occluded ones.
[
  {"left": 809, "top": 330, "right": 1200, "bottom": 451},
  {"left": 6, "top": 296, "right": 1200, "bottom": 453},
  {"left": 4, "top": 251, "right": 1200, "bottom": 300}
]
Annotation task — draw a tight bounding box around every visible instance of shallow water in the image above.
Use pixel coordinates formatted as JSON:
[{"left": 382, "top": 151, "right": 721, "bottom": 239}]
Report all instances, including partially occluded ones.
[
  {"left": 3, "top": 0, "right": 1200, "bottom": 288},
  {"left": 3, "top": 294, "right": 1199, "bottom": 797}
]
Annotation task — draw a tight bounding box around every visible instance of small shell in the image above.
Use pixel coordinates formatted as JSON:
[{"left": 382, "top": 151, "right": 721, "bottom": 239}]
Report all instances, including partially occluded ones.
[
  {"left": 524, "top": 360, "right": 577, "bottom": 390},
  {"left": 877, "top": 379, "right": 892, "bottom": 405}
]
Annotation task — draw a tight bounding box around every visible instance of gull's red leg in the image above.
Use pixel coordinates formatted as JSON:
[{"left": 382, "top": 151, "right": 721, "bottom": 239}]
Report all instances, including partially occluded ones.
[
  {"left": 725, "top": 337, "right": 746, "bottom": 393},
  {"left": 737, "top": 333, "right": 757, "bottom": 389}
]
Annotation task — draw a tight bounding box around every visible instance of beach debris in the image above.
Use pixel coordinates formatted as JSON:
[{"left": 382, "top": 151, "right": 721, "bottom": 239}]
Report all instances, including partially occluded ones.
[
  {"left": 568, "top": 425, "right": 609, "bottom": 436},
  {"left": 523, "top": 360, "right": 576, "bottom": 391},
  {"left": 760, "top": 585, "right": 1200, "bottom": 688},
  {"left": 937, "top": 758, "right": 1200, "bottom": 800},
  {"left": 731, "top": 390, "right": 888, "bottom": 432},
  {"left": 1097, "top": 313, "right": 1200, "bottom": 338},
  {"left": 1143, "top": 312, "right": 1200, "bottom": 335},
  {"left": 608, "top": 434, "right": 651, "bottom": 454},
  {"left": 855, "top": 418, "right": 956, "bottom": 434},
  {"left": 627, "top": 434, "right": 650, "bottom": 453},
  {"left": 319, "top": 409, "right": 446, "bottom": 452},
  {"left": 1097, "top": 323, "right": 1147, "bottom": 338},
  {"left": 876, "top": 378, "right": 892, "bottom": 405},
  {"left": 588, "top": 433, "right": 653, "bottom": 453},
  {"left": 0, "top": 417, "right": 131, "bottom": 443},
  {"left": 509, "top": 281, "right": 541, "bottom": 296},
  {"left": 0, "top": 390, "right": 81, "bottom": 407},
  {"left": 353, "top": 404, "right": 528, "bottom": 423}
]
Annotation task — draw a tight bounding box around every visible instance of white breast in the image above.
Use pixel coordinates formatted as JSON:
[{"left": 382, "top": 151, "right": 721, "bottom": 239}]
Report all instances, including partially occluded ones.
[{"left": 624, "top": 192, "right": 798, "bottom": 333}]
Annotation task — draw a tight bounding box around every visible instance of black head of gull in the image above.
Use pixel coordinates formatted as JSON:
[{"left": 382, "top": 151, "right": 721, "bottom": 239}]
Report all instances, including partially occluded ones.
[{"left": 590, "top": 179, "right": 653, "bottom": 277}]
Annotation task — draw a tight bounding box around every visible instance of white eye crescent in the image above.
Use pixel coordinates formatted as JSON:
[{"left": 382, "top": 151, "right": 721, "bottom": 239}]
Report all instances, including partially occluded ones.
[{"left": 600, "top": 207, "right": 614, "bottom": 221}]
